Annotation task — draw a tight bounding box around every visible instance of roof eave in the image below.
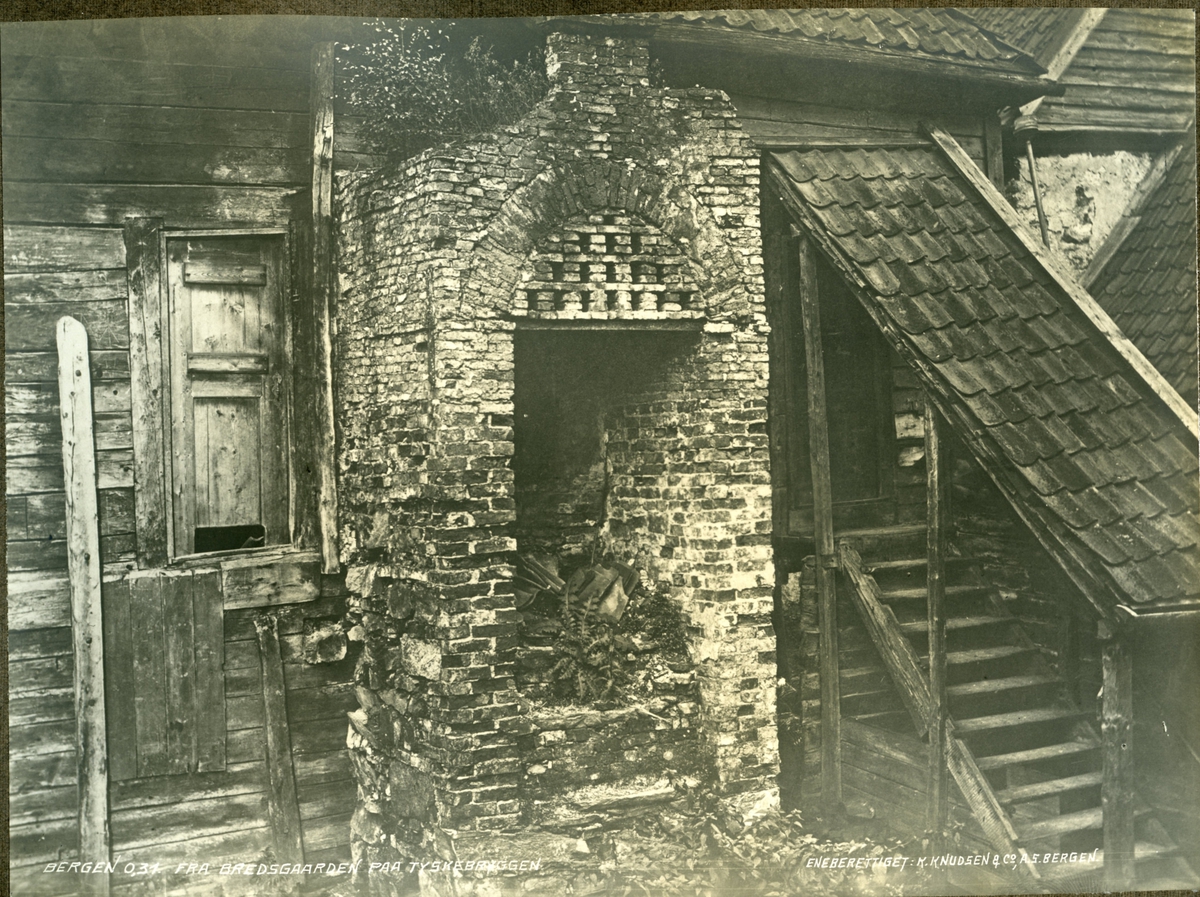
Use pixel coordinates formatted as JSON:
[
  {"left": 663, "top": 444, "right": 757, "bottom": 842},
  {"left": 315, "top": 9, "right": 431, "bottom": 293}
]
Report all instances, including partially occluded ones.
[{"left": 649, "top": 24, "right": 1063, "bottom": 105}]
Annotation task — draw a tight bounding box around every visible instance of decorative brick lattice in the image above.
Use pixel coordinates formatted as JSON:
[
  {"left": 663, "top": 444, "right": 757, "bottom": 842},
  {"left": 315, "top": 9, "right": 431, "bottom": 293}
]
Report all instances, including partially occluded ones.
[{"left": 515, "top": 213, "right": 702, "bottom": 318}]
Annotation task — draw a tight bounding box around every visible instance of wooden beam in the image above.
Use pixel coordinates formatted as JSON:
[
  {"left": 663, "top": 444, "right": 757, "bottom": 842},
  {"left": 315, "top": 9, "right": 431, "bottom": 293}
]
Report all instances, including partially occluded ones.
[
  {"left": 1044, "top": 9, "right": 1108, "bottom": 82},
  {"left": 310, "top": 42, "right": 340, "bottom": 575},
  {"left": 924, "top": 397, "right": 949, "bottom": 842},
  {"left": 124, "top": 218, "right": 168, "bottom": 567},
  {"left": 796, "top": 235, "right": 841, "bottom": 808},
  {"left": 256, "top": 614, "right": 305, "bottom": 885},
  {"left": 840, "top": 543, "right": 932, "bottom": 736},
  {"left": 925, "top": 124, "right": 1199, "bottom": 438},
  {"left": 1101, "top": 633, "right": 1135, "bottom": 890},
  {"left": 57, "top": 316, "right": 111, "bottom": 897}
]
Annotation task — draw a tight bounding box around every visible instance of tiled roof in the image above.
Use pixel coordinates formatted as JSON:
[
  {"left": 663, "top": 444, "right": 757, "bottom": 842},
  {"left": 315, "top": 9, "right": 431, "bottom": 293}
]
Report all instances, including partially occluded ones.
[
  {"left": 551, "top": 9, "right": 1042, "bottom": 75},
  {"left": 969, "top": 7, "right": 1195, "bottom": 135},
  {"left": 1090, "top": 133, "right": 1199, "bottom": 408},
  {"left": 964, "top": 7, "right": 1082, "bottom": 69},
  {"left": 768, "top": 143, "right": 1200, "bottom": 611}
]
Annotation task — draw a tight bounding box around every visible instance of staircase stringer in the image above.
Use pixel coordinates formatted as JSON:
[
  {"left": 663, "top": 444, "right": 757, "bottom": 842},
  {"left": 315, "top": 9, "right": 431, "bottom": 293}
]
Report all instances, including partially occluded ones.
[{"left": 839, "top": 542, "right": 1040, "bottom": 879}]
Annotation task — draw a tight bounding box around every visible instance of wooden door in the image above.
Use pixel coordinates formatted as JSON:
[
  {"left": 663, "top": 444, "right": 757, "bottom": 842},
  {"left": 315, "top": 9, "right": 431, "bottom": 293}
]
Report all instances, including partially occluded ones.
[
  {"left": 785, "top": 251, "right": 895, "bottom": 535},
  {"left": 820, "top": 268, "right": 893, "bottom": 514},
  {"left": 167, "top": 235, "right": 289, "bottom": 556}
]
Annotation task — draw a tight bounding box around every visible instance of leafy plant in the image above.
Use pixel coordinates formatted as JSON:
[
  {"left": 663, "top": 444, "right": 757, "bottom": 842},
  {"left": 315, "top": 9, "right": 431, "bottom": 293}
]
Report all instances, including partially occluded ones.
[
  {"left": 338, "top": 20, "right": 548, "bottom": 161},
  {"left": 548, "top": 615, "right": 630, "bottom": 704}
]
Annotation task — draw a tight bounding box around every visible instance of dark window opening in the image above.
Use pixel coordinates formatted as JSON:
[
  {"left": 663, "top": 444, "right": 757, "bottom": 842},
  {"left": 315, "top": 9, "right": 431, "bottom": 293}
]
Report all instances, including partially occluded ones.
[{"left": 193, "top": 524, "right": 266, "bottom": 554}]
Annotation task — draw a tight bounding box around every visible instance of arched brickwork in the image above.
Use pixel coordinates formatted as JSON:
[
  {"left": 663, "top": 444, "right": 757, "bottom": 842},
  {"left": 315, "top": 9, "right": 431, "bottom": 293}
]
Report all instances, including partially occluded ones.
[{"left": 465, "top": 156, "right": 752, "bottom": 322}]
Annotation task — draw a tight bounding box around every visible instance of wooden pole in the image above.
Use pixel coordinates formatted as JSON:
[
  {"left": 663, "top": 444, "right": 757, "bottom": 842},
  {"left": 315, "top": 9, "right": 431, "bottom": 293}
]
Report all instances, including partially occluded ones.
[
  {"left": 1101, "top": 630, "right": 1135, "bottom": 890},
  {"left": 57, "top": 316, "right": 111, "bottom": 896},
  {"left": 797, "top": 235, "right": 841, "bottom": 809},
  {"left": 311, "top": 42, "right": 340, "bottom": 574},
  {"left": 256, "top": 614, "right": 305, "bottom": 890},
  {"left": 924, "top": 397, "right": 949, "bottom": 843}
]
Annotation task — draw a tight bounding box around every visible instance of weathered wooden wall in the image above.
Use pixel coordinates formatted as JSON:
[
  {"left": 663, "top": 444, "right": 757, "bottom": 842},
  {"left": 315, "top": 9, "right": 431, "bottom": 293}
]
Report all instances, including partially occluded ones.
[
  {"left": 1037, "top": 8, "right": 1196, "bottom": 140},
  {"left": 4, "top": 17, "right": 361, "bottom": 891},
  {"left": 727, "top": 93, "right": 991, "bottom": 169}
]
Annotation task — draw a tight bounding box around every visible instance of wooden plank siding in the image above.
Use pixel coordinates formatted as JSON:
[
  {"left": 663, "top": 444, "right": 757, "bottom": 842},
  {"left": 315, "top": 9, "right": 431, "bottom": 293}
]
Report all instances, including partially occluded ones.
[
  {"left": 1037, "top": 8, "right": 1196, "bottom": 137},
  {"left": 726, "top": 93, "right": 989, "bottom": 167},
  {"left": 4, "top": 18, "right": 357, "bottom": 880},
  {"left": 841, "top": 720, "right": 993, "bottom": 853}
]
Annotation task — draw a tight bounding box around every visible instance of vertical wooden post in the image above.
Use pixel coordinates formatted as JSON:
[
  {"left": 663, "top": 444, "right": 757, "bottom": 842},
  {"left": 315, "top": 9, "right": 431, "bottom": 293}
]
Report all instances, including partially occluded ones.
[
  {"left": 310, "top": 42, "right": 340, "bottom": 574},
  {"left": 124, "top": 218, "right": 168, "bottom": 567},
  {"left": 1101, "top": 629, "right": 1135, "bottom": 890},
  {"left": 924, "top": 397, "right": 949, "bottom": 842},
  {"left": 1057, "top": 613, "right": 1079, "bottom": 706},
  {"left": 257, "top": 614, "right": 305, "bottom": 889},
  {"left": 983, "top": 114, "right": 1005, "bottom": 191},
  {"left": 797, "top": 236, "right": 841, "bottom": 808},
  {"left": 58, "top": 316, "right": 111, "bottom": 897}
]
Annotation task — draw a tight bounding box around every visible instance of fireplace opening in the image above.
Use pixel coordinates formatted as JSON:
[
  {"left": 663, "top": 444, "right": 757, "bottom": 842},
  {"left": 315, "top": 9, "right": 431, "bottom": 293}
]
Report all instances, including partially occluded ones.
[
  {"left": 512, "top": 328, "right": 694, "bottom": 560},
  {"left": 512, "top": 328, "right": 699, "bottom": 707}
]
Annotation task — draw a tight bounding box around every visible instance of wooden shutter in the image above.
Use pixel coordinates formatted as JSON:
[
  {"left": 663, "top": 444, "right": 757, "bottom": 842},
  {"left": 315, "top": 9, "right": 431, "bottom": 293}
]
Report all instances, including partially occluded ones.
[
  {"left": 104, "top": 570, "right": 225, "bottom": 779},
  {"left": 166, "top": 236, "right": 289, "bottom": 556}
]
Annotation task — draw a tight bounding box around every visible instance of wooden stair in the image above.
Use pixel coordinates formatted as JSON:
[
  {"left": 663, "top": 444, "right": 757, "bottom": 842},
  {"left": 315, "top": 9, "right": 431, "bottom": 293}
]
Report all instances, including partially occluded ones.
[{"left": 836, "top": 526, "right": 1196, "bottom": 890}]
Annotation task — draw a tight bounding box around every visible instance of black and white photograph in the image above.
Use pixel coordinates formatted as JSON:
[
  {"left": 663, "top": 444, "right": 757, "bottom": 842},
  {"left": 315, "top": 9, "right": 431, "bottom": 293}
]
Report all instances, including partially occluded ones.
[{"left": 3, "top": 5, "right": 1198, "bottom": 896}]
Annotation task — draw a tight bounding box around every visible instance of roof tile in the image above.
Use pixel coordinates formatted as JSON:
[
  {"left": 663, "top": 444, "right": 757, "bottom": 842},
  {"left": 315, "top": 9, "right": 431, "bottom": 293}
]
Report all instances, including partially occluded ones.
[{"left": 768, "top": 145, "right": 1199, "bottom": 612}]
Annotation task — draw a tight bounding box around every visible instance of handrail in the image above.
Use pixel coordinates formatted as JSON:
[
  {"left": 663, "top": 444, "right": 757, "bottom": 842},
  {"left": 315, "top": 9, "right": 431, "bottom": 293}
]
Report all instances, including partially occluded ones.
[
  {"left": 839, "top": 540, "right": 1039, "bottom": 878},
  {"left": 839, "top": 542, "right": 933, "bottom": 737}
]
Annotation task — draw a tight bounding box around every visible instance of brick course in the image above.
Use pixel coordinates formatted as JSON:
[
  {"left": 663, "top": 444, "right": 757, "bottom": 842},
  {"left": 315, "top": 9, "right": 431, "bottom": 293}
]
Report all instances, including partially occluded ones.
[{"left": 336, "top": 30, "right": 777, "bottom": 892}]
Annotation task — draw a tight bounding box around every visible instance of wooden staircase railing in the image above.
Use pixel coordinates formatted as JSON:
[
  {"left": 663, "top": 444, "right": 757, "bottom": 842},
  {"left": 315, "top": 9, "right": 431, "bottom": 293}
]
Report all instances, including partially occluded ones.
[
  {"left": 839, "top": 542, "right": 1039, "bottom": 880},
  {"left": 840, "top": 544, "right": 931, "bottom": 738}
]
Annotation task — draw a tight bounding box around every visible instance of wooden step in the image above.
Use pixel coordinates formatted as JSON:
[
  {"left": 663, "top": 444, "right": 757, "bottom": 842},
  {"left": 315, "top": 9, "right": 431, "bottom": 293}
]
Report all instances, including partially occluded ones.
[
  {"left": 880, "top": 584, "right": 989, "bottom": 602},
  {"left": 948, "top": 674, "right": 1062, "bottom": 717},
  {"left": 940, "top": 645, "right": 1036, "bottom": 666},
  {"left": 865, "top": 557, "right": 977, "bottom": 586},
  {"left": 836, "top": 524, "right": 928, "bottom": 561},
  {"left": 865, "top": 557, "right": 975, "bottom": 573},
  {"left": 847, "top": 709, "right": 913, "bottom": 730},
  {"left": 947, "top": 674, "right": 1058, "bottom": 698},
  {"left": 955, "top": 707, "right": 1088, "bottom": 735},
  {"left": 1021, "top": 807, "right": 1103, "bottom": 841},
  {"left": 996, "top": 772, "right": 1103, "bottom": 805},
  {"left": 1022, "top": 807, "right": 1153, "bottom": 843},
  {"left": 899, "top": 615, "right": 1010, "bottom": 635},
  {"left": 976, "top": 740, "right": 1098, "bottom": 771}
]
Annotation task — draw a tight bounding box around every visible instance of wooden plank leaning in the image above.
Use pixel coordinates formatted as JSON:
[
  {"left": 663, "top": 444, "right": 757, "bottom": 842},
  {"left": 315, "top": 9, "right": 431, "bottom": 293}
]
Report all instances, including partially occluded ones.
[
  {"left": 256, "top": 614, "right": 305, "bottom": 890},
  {"left": 58, "top": 315, "right": 111, "bottom": 897},
  {"left": 839, "top": 543, "right": 932, "bottom": 736}
]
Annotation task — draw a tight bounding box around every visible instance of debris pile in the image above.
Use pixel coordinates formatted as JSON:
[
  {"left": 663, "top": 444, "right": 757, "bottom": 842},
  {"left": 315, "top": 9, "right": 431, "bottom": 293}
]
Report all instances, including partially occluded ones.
[{"left": 514, "top": 553, "right": 692, "bottom": 706}]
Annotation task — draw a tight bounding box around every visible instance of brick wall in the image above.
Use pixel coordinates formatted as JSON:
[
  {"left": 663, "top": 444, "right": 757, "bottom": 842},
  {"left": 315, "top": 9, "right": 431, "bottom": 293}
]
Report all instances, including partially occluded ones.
[{"left": 336, "top": 30, "right": 776, "bottom": 893}]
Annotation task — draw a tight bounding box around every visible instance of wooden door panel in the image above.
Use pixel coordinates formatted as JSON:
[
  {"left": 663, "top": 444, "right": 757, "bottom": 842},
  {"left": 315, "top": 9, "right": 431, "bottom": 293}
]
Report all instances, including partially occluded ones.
[
  {"left": 167, "top": 234, "right": 287, "bottom": 555},
  {"left": 193, "top": 397, "right": 262, "bottom": 528}
]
